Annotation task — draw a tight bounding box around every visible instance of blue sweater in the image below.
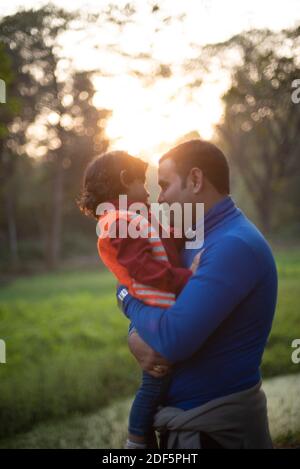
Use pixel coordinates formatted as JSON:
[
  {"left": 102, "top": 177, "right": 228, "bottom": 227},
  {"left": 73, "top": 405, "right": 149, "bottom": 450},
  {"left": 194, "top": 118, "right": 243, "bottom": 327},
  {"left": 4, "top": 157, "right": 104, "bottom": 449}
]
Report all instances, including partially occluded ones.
[{"left": 118, "top": 196, "right": 278, "bottom": 410}]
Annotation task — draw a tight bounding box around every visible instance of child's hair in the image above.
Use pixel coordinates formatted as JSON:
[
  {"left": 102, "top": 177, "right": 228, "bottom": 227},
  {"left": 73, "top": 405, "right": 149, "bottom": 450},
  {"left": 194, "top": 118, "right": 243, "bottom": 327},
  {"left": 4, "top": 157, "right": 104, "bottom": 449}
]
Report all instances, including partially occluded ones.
[{"left": 78, "top": 151, "right": 148, "bottom": 219}]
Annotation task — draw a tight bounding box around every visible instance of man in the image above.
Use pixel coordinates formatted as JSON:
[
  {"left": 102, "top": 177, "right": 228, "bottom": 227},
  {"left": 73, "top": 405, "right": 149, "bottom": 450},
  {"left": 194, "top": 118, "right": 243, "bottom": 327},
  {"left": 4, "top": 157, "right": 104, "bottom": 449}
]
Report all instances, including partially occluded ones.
[{"left": 117, "top": 140, "right": 278, "bottom": 449}]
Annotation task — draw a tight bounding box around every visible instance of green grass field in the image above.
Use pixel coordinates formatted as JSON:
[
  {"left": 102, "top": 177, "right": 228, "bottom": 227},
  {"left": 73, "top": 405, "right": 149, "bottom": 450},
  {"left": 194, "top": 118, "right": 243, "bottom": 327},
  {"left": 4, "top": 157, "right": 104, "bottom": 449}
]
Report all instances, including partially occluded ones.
[
  {"left": 0, "top": 268, "right": 140, "bottom": 438},
  {"left": 0, "top": 247, "right": 299, "bottom": 444}
]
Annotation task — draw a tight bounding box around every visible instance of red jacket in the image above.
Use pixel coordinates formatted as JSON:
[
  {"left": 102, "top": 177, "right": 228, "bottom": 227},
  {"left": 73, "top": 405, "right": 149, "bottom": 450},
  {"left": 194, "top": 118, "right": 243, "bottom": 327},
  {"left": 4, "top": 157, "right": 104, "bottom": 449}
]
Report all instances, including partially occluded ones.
[{"left": 97, "top": 199, "right": 192, "bottom": 306}]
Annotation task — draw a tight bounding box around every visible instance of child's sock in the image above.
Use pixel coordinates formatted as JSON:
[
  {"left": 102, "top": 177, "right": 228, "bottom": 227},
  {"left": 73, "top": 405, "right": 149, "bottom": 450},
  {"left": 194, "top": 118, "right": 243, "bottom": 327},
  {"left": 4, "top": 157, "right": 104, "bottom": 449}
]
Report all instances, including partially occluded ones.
[{"left": 124, "top": 438, "right": 147, "bottom": 449}]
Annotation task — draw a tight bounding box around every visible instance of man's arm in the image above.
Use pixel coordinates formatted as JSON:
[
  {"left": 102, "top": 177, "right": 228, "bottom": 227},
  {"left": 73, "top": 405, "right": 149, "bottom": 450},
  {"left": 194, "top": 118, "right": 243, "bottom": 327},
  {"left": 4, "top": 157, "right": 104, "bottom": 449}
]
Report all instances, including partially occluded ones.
[
  {"left": 127, "top": 330, "right": 172, "bottom": 377},
  {"left": 118, "top": 236, "right": 262, "bottom": 363}
]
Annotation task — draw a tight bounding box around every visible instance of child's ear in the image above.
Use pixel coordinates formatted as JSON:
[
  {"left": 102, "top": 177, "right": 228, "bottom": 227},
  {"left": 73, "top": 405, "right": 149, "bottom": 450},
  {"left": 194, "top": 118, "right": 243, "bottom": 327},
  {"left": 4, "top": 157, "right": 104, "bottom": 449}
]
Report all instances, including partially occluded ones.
[{"left": 120, "top": 169, "right": 130, "bottom": 189}]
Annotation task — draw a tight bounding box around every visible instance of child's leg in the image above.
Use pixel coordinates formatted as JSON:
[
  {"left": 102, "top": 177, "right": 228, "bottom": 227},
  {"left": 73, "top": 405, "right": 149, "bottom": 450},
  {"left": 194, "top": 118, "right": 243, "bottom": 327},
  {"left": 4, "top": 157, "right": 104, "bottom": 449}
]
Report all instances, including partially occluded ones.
[{"left": 127, "top": 370, "right": 171, "bottom": 448}]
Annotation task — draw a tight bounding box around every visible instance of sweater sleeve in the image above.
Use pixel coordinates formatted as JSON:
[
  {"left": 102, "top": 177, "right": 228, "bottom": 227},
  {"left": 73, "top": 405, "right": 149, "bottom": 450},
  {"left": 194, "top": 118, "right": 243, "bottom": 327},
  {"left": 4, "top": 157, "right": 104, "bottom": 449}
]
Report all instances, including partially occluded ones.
[
  {"left": 110, "top": 222, "right": 192, "bottom": 295},
  {"left": 119, "top": 236, "right": 261, "bottom": 363}
]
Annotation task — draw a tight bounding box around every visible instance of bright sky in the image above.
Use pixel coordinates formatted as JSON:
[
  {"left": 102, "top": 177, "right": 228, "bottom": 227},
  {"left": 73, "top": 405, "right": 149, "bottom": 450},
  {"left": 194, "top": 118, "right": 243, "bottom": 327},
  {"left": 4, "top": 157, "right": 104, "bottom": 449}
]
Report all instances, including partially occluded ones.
[{"left": 1, "top": 0, "right": 300, "bottom": 163}]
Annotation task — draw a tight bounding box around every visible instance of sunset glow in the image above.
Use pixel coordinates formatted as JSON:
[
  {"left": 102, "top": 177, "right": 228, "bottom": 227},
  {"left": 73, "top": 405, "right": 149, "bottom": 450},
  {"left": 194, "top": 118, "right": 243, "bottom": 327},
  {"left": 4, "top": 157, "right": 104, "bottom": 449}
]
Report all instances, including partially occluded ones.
[{"left": 2, "top": 0, "right": 300, "bottom": 162}]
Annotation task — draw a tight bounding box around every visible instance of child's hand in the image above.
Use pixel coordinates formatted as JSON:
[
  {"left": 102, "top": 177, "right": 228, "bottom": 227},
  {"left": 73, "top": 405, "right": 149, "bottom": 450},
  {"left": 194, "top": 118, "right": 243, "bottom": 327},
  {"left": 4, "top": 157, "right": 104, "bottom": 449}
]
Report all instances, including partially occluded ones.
[{"left": 190, "top": 249, "right": 204, "bottom": 274}]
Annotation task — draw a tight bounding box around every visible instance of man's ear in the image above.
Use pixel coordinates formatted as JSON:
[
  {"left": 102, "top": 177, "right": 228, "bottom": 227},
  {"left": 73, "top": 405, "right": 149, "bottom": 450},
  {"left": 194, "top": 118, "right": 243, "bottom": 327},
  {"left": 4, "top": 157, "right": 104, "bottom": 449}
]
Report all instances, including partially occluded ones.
[
  {"left": 189, "top": 167, "right": 203, "bottom": 194},
  {"left": 120, "top": 169, "right": 130, "bottom": 189}
]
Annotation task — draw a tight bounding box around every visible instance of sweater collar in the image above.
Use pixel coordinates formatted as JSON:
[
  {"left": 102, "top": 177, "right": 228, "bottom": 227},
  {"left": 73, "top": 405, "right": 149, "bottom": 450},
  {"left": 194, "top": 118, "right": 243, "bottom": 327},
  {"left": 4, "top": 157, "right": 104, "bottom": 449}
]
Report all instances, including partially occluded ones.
[{"left": 195, "top": 195, "right": 240, "bottom": 236}]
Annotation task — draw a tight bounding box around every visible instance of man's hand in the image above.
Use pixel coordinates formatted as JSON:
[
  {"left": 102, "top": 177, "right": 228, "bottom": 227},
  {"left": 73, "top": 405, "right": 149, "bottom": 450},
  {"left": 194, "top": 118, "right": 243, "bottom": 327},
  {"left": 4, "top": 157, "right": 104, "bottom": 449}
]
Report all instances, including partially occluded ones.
[{"left": 128, "top": 330, "right": 172, "bottom": 378}]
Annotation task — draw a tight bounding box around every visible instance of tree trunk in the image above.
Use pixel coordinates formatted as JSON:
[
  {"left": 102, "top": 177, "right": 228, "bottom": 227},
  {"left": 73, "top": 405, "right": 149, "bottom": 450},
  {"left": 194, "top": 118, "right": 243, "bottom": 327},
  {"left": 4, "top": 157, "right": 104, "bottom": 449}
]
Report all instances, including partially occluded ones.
[
  {"left": 255, "top": 192, "right": 272, "bottom": 234},
  {"left": 46, "top": 155, "right": 64, "bottom": 269},
  {"left": 3, "top": 183, "right": 19, "bottom": 270}
]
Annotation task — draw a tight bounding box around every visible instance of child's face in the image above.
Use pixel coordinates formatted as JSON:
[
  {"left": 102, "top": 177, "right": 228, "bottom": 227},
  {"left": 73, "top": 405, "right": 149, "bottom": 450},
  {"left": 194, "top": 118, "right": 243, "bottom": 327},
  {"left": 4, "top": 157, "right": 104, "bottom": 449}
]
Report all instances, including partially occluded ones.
[{"left": 127, "top": 179, "right": 149, "bottom": 204}]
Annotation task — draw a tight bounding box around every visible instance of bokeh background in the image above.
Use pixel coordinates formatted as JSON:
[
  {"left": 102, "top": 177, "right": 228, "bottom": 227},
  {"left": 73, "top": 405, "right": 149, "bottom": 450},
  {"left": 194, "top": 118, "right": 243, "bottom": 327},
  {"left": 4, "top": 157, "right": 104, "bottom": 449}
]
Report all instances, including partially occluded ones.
[{"left": 0, "top": 0, "right": 299, "bottom": 448}]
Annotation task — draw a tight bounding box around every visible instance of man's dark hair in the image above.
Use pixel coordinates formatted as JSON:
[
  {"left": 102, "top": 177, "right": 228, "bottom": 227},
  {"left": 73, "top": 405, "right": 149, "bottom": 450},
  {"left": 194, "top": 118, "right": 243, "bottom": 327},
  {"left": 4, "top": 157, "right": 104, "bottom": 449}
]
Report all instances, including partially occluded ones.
[
  {"left": 160, "top": 140, "right": 230, "bottom": 194},
  {"left": 78, "top": 151, "right": 148, "bottom": 219}
]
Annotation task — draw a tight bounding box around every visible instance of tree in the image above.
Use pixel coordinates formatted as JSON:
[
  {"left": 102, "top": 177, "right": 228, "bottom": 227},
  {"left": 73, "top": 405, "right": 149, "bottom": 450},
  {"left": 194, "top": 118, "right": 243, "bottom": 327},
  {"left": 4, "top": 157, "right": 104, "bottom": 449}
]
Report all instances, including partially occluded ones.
[
  {"left": 0, "top": 43, "right": 21, "bottom": 268},
  {"left": 0, "top": 3, "right": 216, "bottom": 271},
  {"left": 215, "top": 28, "right": 300, "bottom": 232},
  {"left": 0, "top": 6, "right": 111, "bottom": 269},
  {"left": 40, "top": 70, "right": 110, "bottom": 267}
]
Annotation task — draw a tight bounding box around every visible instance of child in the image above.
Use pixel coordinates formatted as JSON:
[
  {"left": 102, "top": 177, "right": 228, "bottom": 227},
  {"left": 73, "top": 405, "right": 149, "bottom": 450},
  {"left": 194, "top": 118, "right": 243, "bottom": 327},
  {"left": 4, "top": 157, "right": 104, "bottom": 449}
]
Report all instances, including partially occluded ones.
[{"left": 78, "top": 151, "right": 196, "bottom": 449}]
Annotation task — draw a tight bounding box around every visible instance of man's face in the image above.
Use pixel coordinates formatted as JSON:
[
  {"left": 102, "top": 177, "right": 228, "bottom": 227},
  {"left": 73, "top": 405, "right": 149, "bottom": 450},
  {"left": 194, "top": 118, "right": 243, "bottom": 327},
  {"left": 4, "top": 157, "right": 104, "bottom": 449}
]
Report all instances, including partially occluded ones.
[
  {"left": 158, "top": 159, "right": 184, "bottom": 204},
  {"left": 158, "top": 158, "right": 193, "bottom": 226}
]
